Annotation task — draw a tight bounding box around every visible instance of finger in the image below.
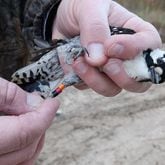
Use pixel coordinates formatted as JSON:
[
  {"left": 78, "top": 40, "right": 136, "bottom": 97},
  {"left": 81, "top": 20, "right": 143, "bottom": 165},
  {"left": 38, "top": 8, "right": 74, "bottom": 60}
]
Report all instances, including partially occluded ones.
[
  {"left": 73, "top": 57, "right": 121, "bottom": 96},
  {"left": 0, "top": 138, "right": 40, "bottom": 165},
  {"left": 74, "top": 82, "right": 89, "bottom": 90},
  {"left": 105, "top": 26, "right": 162, "bottom": 60},
  {"left": 52, "top": 0, "right": 80, "bottom": 39},
  {"left": 78, "top": 0, "right": 112, "bottom": 66},
  {"left": 103, "top": 58, "right": 151, "bottom": 92},
  {"left": 0, "top": 98, "right": 59, "bottom": 154},
  {"left": 18, "top": 135, "right": 45, "bottom": 165},
  {"left": 105, "top": 1, "right": 162, "bottom": 59},
  {"left": 0, "top": 78, "right": 43, "bottom": 115}
]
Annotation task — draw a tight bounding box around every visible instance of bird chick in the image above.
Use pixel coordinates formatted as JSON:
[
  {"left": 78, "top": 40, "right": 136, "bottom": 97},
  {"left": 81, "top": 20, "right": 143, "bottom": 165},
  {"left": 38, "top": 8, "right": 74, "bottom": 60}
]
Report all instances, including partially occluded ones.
[{"left": 11, "top": 27, "right": 165, "bottom": 98}]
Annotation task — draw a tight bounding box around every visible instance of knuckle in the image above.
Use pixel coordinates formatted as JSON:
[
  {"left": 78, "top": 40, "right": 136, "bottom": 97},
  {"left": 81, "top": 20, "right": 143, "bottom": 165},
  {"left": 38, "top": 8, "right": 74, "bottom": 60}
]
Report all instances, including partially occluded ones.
[
  {"left": 119, "top": 79, "right": 143, "bottom": 93},
  {"left": 134, "top": 82, "right": 151, "bottom": 93},
  {"left": 0, "top": 78, "right": 8, "bottom": 105},
  {"left": 18, "top": 121, "right": 31, "bottom": 149},
  {"left": 5, "top": 82, "right": 18, "bottom": 105},
  {"left": 88, "top": 21, "right": 106, "bottom": 30},
  {"left": 154, "top": 34, "right": 162, "bottom": 48},
  {"left": 73, "top": 59, "right": 89, "bottom": 76},
  {"left": 119, "top": 80, "right": 132, "bottom": 90},
  {"left": 108, "top": 88, "right": 122, "bottom": 97},
  {"left": 98, "top": 86, "right": 122, "bottom": 97},
  {"left": 17, "top": 115, "right": 42, "bottom": 150},
  {"left": 26, "top": 144, "right": 37, "bottom": 161},
  {"left": 83, "top": 21, "right": 109, "bottom": 39}
]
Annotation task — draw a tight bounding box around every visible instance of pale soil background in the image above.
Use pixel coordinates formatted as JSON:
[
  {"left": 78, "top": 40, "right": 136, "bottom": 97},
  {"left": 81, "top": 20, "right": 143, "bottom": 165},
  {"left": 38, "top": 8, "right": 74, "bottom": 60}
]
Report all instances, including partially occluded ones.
[
  {"left": 36, "top": 45, "right": 165, "bottom": 165},
  {"left": 36, "top": 0, "right": 165, "bottom": 163}
]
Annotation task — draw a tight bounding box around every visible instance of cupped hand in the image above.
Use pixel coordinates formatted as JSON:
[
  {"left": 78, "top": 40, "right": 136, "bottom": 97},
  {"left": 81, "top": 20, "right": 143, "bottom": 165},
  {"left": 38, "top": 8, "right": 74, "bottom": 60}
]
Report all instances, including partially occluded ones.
[
  {"left": 0, "top": 78, "right": 60, "bottom": 165},
  {"left": 52, "top": 0, "right": 162, "bottom": 96}
]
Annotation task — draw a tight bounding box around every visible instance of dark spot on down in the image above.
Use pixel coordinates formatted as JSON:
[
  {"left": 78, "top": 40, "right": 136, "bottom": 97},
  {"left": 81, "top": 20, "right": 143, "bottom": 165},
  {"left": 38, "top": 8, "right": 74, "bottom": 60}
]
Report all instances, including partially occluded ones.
[
  {"left": 23, "top": 73, "right": 27, "bottom": 78},
  {"left": 15, "top": 73, "right": 19, "bottom": 78},
  {"left": 30, "top": 70, "right": 34, "bottom": 77}
]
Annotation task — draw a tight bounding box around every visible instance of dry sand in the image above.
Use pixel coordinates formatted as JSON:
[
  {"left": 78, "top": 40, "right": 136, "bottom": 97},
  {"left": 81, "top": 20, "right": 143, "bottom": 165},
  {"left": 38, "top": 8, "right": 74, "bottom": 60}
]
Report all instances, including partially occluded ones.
[{"left": 37, "top": 45, "right": 165, "bottom": 165}]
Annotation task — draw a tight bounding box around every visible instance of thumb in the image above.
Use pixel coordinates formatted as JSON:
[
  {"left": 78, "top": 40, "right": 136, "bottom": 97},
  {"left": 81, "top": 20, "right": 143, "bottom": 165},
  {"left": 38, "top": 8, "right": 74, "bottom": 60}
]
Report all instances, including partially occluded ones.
[
  {"left": 0, "top": 98, "right": 60, "bottom": 154},
  {"left": 0, "top": 78, "right": 43, "bottom": 115},
  {"left": 104, "top": 25, "right": 162, "bottom": 59},
  {"left": 78, "top": 0, "right": 111, "bottom": 66}
]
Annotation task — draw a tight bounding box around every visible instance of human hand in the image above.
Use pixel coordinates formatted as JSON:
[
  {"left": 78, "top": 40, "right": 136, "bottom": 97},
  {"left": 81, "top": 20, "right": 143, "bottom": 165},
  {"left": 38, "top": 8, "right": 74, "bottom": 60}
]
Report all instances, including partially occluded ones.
[
  {"left": 52, "top": 0, "right": 162, "bottom": 96},
  {"left": 0, "top": 78, "right": 59, "bottom": 165}
]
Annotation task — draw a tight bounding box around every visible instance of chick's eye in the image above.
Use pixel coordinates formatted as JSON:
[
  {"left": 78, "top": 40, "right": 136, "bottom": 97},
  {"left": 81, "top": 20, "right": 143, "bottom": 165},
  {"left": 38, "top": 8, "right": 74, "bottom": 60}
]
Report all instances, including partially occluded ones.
[
  {"left": 157, "top": 58, "right": 163, "bottom": 64},
  {"left": 67, "top": 48, "right": 74, "bottom": 53},
  {"left": 71, "top": 48, "right": 76, "bottom": 52}
]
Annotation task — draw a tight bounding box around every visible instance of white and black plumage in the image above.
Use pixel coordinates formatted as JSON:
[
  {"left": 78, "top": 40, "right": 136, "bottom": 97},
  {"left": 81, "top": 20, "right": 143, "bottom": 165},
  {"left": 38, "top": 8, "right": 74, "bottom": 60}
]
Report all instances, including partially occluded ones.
[{"left": 11, "top": 26, "right": 165, "bottom": 98}]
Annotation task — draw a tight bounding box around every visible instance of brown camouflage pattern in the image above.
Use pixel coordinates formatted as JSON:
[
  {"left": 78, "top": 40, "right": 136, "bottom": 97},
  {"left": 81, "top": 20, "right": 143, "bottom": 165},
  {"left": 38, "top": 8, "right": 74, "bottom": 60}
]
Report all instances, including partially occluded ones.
[{"left": 0, "top": 0, "right": 60, "bottom": 80}]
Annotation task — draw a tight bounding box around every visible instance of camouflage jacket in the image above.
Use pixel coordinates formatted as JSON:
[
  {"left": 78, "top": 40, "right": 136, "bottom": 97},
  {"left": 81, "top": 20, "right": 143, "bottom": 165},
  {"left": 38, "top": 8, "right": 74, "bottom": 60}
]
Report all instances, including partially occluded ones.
[{"left": 0, "top": 0, "right": 61, "bottom": 80}]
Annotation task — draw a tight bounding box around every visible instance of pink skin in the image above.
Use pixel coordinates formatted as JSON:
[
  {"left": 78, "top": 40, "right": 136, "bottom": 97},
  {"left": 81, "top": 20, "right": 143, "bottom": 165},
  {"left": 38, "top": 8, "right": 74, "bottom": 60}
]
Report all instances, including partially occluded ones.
[
  {"left": 0, "top": 78, "right": 60, "bottom": 165},
  {"left": 52, "top": 0, "right": 162, "bottom": 96}
]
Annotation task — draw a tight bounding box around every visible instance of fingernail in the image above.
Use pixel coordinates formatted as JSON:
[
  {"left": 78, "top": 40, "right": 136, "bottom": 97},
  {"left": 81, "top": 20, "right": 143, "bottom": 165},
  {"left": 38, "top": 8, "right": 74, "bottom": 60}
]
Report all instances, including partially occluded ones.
[
  {"left": 109, "top": 44, "right": 124, "bottom": 57},
  {"left": 104, "top": 62, "right": 121, "bottom": 75},
  {"left": 27, "top": 94, "right": 43, "bottom": 108},
  {"left": 87, "top": 43, "right": 104, "bottom": 59}
]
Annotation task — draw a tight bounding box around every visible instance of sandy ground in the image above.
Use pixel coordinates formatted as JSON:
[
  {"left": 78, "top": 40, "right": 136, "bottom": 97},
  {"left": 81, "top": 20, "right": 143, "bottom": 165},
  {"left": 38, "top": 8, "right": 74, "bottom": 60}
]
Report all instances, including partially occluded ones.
[{"left": 36, "top": 45, "right": 165, "bottom": 165}]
